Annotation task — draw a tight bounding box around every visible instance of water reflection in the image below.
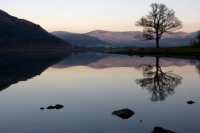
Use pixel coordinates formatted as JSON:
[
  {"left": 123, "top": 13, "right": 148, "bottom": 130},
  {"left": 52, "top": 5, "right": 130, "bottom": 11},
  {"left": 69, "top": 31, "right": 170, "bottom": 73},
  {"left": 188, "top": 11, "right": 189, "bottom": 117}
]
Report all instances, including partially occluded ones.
[
  {"left": 194, "top": 60, "right": 200, "bottom": 77},
  {"left": 54, "top": 53, "right": 200, "bottom": 102},
  {"left": 0, "top": 52, "right": 200, "bottom": 133},
  {"left": 1, "top": 52, "right": 199, "bottom": 99},
  {"left": 0, "top": 54, "right": 66, "bottom": 91},
  {"left": 54, "top": 52, "right": 199, "bottom": 69},
  {"left": 136, "top": 56, "right": 182, "bottom": 102}
]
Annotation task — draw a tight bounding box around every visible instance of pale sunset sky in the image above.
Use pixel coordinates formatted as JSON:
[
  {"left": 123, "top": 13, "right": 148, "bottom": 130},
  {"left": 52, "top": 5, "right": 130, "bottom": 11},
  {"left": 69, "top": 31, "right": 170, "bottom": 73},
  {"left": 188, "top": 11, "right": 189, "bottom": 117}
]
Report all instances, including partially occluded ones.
[{"left": 1, "top": 0, "right": 200, "bottom": 33}]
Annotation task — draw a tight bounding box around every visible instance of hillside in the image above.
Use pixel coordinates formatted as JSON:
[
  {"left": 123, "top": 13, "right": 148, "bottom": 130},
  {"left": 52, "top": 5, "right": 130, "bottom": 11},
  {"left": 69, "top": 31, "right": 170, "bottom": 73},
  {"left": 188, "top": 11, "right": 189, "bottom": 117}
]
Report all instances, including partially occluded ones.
[
  {"left": 52, "top": 31, "right": 110, "bottom": 48},
  {"left": 0, "top": 9, "right": 70, "bottom": 51}
]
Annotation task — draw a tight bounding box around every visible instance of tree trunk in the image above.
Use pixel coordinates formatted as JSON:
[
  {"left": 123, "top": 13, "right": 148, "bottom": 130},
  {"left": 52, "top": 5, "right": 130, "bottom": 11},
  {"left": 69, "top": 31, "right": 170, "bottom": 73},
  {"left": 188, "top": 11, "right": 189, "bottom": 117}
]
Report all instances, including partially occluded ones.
[
  {"left": 156, "top": 37, "right": 159, "bottom": 49},
  {"left": 155, "top": 56, "right": 160, "bottom": 88}
]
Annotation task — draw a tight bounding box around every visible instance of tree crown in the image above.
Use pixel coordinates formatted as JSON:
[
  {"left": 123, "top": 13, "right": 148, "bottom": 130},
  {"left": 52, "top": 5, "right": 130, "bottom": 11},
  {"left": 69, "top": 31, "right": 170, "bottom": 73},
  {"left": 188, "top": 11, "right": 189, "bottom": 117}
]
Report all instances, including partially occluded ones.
[{"left": 136, "top": 3, "right": 182, "bottom": 40}]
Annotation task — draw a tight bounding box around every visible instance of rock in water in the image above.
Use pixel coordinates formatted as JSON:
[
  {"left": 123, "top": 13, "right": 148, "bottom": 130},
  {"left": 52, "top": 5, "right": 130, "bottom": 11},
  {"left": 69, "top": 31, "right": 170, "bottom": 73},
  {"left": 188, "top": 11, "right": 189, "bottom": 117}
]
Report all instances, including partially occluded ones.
[
  {"left": 55, "top": 104, "right": 64, "bottom": 109},
  {"left": 112, "top": 108, "right": 135, "bottom": 119},
  {"left": 151, "top": 127, "right": 177, "bottom": 133},
  {"left": 187, "top": 100, "right": 195, "bottom": 105},
  {"left": 47, "top": 106, "right": 55, "bottom": 110},
  {"left": 46, "top": 104, "right": 64, "bottom": 110},
  {"left": 40, "top": 107, "right": 45, "bottom": 110}
]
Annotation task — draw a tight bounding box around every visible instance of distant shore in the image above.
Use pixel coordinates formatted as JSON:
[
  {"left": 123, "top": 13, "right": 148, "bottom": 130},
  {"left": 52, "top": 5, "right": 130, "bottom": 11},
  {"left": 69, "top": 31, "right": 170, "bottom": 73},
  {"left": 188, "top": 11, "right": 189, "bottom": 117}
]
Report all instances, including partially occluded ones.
[
  {"left": 1, "top": 46, "right": 200, "bottom": 59},
  {"left": 72, "top": 46, "right": 200, "bottom": 59},
  {"left": 102, "top": 46, "right": 200, "bottom": 57}
]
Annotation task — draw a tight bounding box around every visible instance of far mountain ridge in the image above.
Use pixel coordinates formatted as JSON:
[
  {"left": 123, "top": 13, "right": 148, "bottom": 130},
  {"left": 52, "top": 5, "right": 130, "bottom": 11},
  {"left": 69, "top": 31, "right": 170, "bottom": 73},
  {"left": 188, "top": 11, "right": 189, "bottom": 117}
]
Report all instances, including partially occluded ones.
[
  {"left": 87, "top": 30, "right": 190, "bottom": 42},
  {"left": 52, "top": 31, "right": 111, "bottom": 47},
  {"left": 53, "top": 30, "right": 197, "bottom": 48},
  {"left": 86, "top": 30, "right": 197, "bottom": 47}
]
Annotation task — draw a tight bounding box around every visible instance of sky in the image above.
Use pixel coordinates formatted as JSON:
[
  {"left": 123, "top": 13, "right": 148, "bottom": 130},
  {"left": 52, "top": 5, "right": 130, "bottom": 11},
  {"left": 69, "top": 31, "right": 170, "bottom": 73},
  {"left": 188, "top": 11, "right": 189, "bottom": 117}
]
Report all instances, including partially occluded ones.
[{"left": 1, "top": 0, "right": 200, "bottom": 33}]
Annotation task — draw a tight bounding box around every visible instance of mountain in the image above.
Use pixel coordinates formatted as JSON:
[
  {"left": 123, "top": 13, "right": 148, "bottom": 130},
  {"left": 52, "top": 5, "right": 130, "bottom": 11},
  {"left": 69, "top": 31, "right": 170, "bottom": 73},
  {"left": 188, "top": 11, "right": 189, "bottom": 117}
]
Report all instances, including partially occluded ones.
[
  {"left": 87, "top": 30, "right": 189, "bottom": 42},
  {"left": 0, "top": 9, "right": 70, "bottom": 50},
  {"left": 52, "top": 31, "right": 110, "bottom": 47},
  {"left": 187, "top": 31, "right": 200, "bottom": 39},
  {"left": 86, "top": 30, "right": 194, "bottom": 48},
  {"left": 53, "top": 29, "right": 196, "bottom": 48},
  {"left": 87, "top": 30, "right": 143, "bottom": 44}
]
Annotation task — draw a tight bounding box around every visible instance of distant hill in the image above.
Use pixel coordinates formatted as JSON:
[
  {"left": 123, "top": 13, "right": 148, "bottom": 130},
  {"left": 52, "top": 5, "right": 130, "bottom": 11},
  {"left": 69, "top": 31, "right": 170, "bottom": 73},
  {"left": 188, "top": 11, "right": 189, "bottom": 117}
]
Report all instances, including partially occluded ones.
[
  {"left": 86, "top": 30, "right": 194, "bottom": 48},
  {"left": 87, "top": 30, "right": 144, "bottom": 44},
  {"left": 187, "top": 31, "right": 200, "bottom": 39},
  {"left": 53, "top": 29, "right": 197, "bottom": 48},
  {"left": 0, "top": 9, "right": 70, "bottom": 50},
  {"left": 52, "top": 31, "right": 110, "bottom": 48},
  {"left": 87, "top": 30, "right": 189, "bottom": 42}
]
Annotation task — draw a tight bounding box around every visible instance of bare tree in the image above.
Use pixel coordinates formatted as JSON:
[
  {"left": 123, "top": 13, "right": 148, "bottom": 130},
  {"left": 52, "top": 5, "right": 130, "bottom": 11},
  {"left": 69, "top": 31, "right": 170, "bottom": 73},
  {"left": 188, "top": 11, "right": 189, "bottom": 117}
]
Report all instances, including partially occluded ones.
[{"left": 136, "top": 3, "right": 182, "bottom": 48}]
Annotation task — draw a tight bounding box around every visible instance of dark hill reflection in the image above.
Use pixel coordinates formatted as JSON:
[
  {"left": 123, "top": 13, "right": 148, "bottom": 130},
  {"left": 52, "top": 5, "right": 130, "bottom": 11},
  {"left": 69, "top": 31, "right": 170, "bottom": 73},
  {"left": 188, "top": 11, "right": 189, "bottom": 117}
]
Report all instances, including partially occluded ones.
[
  {"left": 0, "top": 54, "right": 67, "bottom": 91},
  {"left": 53, "top": 52, "right": 107, "bottom": 68},
  {"left": 136, "top": 57, "right": 182, "bottom": 102}
]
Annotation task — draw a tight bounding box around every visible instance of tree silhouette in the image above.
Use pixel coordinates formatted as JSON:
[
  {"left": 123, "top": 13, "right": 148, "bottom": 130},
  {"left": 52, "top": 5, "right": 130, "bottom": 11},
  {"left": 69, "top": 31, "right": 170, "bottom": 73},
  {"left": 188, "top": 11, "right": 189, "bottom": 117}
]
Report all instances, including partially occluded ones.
[
  {"left": 193, "top": 59, "right": 200, "bottom": 76},
  {"left": 136, "top": 3, "right": 182, "bottom": 48},
  {"left": 136, "top": 57, "right": 182, "bottom": 102},
  {"left": 193, "top": 31, "right": 200, "bottom": 46}
]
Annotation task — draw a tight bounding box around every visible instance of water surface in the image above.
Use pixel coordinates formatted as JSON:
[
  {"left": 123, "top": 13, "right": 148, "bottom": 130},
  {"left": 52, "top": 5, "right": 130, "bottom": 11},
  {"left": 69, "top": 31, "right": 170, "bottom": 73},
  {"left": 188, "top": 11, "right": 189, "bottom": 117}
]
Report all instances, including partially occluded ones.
[{"left": 0, "top": 53, "right": 200, "bottom": 133}]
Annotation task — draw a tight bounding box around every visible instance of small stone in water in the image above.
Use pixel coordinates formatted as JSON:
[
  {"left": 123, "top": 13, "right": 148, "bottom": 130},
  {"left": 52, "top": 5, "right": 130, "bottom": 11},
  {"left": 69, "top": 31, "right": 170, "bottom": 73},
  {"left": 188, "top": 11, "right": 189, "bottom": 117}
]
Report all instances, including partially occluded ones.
[
  {"left": 46, "top": 104, "right": 64, "bottom": 110},
  {"left": 55, "top": 104, "right": 64, "bottom": 109},
  {"left": 47, "top": 105, "right": 55, "bottom": 110},
  {"left": 40, "top": 107, "right": 45, "bottom": 110},
  {"left": 187, "top": 100, "right": 195, "bottom": 105},
  {"left": 112, "top": 108, "right": 135, "bottom": 119}
]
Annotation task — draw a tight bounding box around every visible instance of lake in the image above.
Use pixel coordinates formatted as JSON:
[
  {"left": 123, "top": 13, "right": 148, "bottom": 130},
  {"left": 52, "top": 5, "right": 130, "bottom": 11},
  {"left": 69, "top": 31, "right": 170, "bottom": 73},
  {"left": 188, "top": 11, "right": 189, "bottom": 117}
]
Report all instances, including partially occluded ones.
[{"left": 0, "top": 52, "right": 200, "bottom": 133}]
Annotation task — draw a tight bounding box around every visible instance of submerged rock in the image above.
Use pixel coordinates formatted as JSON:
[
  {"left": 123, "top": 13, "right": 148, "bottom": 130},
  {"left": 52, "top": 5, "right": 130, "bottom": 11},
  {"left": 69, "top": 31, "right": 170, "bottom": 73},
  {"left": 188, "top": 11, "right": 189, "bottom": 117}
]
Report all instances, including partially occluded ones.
[
  {"left": 151, "top": 127, "right": 177, "bottom": 133},
  {"left": 187, "top": 100, "right": 195, "bottom": 105},
  {"left": 112, "top": 108, "right": 135, "bottom": 119}
]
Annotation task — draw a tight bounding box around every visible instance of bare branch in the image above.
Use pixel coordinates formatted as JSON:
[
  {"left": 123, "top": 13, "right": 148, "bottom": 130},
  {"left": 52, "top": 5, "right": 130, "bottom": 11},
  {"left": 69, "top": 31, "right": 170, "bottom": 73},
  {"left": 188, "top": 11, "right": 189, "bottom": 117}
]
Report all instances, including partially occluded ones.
[{"left": 136, "top": 3, "right": 182, "bottom": 48}]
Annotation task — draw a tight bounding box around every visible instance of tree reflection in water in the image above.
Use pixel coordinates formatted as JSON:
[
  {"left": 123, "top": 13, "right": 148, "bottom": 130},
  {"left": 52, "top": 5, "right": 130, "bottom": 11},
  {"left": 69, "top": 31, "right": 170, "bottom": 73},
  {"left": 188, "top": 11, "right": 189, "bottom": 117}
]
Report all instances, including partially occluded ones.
[
  {"left": 195, "top": 61, "right": 200, "bottom": 76},
  {"left": 136, "top": 57, "right": 182, "bottom": 102}
]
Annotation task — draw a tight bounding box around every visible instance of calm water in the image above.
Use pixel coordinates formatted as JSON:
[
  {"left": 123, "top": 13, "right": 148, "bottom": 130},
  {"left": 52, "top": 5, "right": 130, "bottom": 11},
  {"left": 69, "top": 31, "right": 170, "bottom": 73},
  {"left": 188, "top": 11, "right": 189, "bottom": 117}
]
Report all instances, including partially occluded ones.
[{"left": 0, "top": 53, "right": 200, "bottom": 133}]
